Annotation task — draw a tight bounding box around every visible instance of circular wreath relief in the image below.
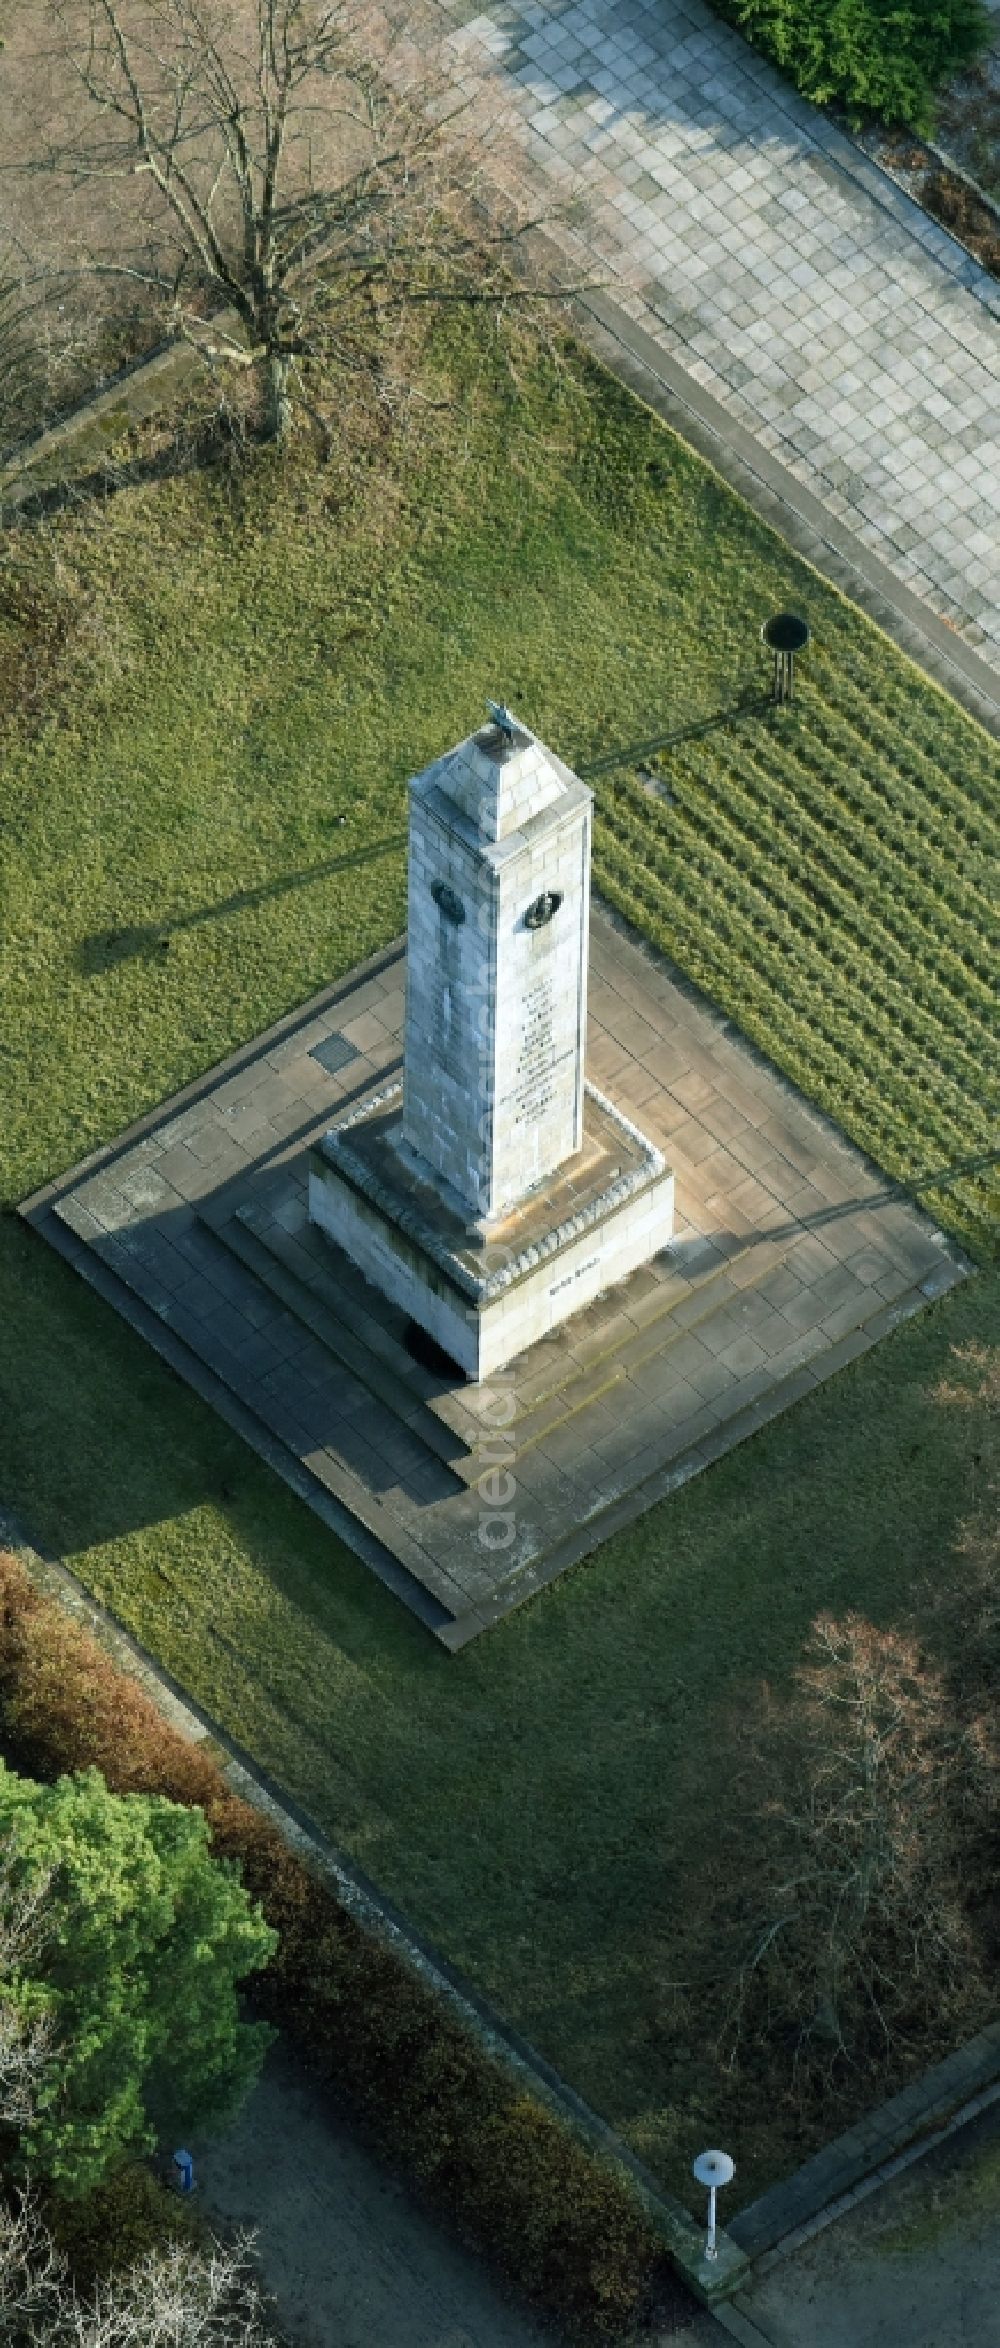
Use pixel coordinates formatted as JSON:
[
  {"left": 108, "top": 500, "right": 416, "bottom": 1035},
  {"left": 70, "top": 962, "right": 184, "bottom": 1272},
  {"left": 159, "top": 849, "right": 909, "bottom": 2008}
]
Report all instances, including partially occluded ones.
[
  {"left": 431, "top": 880, "right": 466, "bottom": 925},
  {"left": 524, "top": 891, "right": 563, "bottom": 930}
]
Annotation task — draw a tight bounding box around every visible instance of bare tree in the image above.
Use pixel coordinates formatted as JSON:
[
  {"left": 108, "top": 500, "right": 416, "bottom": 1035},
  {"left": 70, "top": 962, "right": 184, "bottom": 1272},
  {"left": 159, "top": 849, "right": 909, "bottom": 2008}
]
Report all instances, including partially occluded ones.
[
  {"left": 54, "top": 2234, "right": 279, "bottom": 2348},
  {"left": 716, "top": 1613, "right": 995, "bottom": 2088},
  {"left": 0, "top": 2188, "right": 67, "bottom": 2341},
  {"left": 23, "top": 0, "right": 567, "bottom": 446},
  {"left": 0, "top": 2204, "right": 279, "bottom": 2348},
  {"left": 0, "top": 273, "right": 48, "bottom": 455}
]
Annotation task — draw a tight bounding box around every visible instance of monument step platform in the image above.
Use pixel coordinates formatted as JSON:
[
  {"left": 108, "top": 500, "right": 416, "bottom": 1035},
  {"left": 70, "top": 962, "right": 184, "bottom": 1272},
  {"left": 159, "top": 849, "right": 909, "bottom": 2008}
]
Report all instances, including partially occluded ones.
[
  {"left": 199, "top": 1169, "right": 717, "bottom": 1453},
  {"left": 200, "top": 1186, "right": 484, "bottom": 1445},
  {"left": 205, "top": 1187, "right": 787, "bottom": 1477},
  {"left": 482, "top": 1247, "right": 774, "bottom": 1438},
  {"left": 49, "top": 1189, "right": 472, "bottom": 1622},
  {"left": 201, "top": 1172, "right": 639, "bottom": 1449},
  {"left": 207, "top": 1205, "right": 639, "bottom": 1480},
  {"left": 30, "top": 889, "right": 964, "bottom": 1650},
  {"left": 206, "top": 1185, "right": 668, "bottom": 1463},
  {"left": 254, "top": 1198, "right": 627, "bottom": 1442},
  {"left": 203, "top": 1209, "right": 479, "bottom": 1481}
]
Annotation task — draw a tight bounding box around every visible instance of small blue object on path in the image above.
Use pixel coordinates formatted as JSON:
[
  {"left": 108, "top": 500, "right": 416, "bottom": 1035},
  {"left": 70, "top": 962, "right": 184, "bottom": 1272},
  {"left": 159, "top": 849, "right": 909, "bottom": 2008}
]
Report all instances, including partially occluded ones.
[{"left": 172, "top": 2149, "right": 195, "bottom": 2194}]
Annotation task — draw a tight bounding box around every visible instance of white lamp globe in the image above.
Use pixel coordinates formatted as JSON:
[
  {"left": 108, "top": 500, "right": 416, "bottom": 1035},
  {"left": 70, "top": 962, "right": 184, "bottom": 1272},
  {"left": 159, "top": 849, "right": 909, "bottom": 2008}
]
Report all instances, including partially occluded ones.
[{"left": 693, "top": 2149, "right": 735, "bottom": 2189}]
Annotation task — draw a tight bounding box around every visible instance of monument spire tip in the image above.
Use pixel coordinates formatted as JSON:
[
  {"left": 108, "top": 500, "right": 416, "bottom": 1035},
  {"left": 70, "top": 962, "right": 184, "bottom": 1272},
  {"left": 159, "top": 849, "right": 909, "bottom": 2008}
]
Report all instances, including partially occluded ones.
[{"left": 485, "top": 697, "right": 528, "bottom": 745}]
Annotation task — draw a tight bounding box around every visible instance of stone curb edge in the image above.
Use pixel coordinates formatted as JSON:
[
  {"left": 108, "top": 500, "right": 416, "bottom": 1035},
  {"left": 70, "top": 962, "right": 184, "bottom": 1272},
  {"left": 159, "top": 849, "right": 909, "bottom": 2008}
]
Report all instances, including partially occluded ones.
[
  {"left": 0, "top": 308, "right": 250, "bottom": 512},
  {"left": 567, "top": 282, "right": 1000, "bottom": 740},
  {"left": 729, "top": 2030, "right": 1000, "bottom": 2261}
]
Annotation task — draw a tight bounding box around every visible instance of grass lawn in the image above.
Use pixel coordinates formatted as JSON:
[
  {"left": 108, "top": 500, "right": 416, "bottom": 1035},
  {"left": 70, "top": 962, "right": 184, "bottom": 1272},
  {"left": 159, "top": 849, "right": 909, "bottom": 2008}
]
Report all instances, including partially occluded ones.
[{"left": 1, "top": 313, "right": 997, "bottom": 2208}]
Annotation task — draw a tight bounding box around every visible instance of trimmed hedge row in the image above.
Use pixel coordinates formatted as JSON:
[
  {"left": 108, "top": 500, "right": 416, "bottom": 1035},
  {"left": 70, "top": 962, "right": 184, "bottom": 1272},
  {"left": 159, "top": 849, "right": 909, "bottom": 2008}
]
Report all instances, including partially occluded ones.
[{"left": 0, "top": 1552, "right": 669, "bottom": 2340}]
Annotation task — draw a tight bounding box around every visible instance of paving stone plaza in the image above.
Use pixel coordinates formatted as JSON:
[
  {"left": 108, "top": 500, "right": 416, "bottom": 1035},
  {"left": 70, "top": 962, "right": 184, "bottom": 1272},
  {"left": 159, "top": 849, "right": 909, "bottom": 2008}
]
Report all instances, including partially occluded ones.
[
  {"left": 25, "top": 761, "right": 966, "bottom": 1648},
  {"left": 397, "top": 0, "right": 1000, "bottom": 664}
]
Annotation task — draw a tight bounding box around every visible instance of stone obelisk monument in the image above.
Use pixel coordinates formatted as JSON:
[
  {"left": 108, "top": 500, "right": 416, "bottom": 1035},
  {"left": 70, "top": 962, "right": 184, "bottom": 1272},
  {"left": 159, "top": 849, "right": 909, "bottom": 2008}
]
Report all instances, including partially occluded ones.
[
  {"left": 400, "top": 711, "right": 590, "bottom": 1223},
  {"left": 309, "top": 707, "right": 674, "bottom": 1379}
]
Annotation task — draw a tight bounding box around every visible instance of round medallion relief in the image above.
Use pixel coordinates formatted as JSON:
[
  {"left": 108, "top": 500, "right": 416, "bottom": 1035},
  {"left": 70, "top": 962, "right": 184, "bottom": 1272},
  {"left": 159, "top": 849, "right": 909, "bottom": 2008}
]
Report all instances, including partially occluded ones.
[
  {"left": 431, "top": 879, "right": 466, "bottom": 925},
  {"left": 524, "top": 890, "right": 563, "bottom": 930}
]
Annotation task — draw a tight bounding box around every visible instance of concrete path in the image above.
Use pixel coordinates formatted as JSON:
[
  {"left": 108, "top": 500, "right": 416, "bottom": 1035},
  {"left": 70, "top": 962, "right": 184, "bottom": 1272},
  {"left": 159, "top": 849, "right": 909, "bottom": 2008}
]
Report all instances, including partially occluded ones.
[
  {"left": 195, "top": 2044, "right": 714, "bottom": 2348},
  {"left": 726, "top": 2099, "right": 1000, "bottom": 2347},
  {"left": 399, "top": 0, "right": 1000, "bottom": 667},
  {"left": 194, "top": 2045, "right": 1000, "bottom": 2348},
  {"left": 196, "top": 2046, "right": 552, "bottom": 2348}
]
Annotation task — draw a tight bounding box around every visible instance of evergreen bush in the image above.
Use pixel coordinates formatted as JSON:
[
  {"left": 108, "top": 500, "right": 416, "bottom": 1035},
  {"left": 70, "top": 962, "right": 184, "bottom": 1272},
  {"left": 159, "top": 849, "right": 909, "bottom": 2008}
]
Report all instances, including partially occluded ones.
[{"left": 716, "top": 0, "right": 990, "bottom": 131}]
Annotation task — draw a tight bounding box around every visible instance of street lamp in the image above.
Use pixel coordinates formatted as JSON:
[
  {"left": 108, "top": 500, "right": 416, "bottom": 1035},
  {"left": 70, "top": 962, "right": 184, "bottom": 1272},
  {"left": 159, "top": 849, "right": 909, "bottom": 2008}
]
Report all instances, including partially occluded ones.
[
  {"left": 761, "top": 611, "right": 810, "bottom": 704},
  {"left": 692, "top": 2147, "right": 735, "bottom": 2261}
]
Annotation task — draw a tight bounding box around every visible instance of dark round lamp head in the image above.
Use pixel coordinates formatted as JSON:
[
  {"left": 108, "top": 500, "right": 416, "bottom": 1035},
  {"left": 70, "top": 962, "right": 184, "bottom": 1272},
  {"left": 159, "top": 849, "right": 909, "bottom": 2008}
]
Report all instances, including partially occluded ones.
[{"left": 762, "top": 612, "right": 810, "bottom": 653}]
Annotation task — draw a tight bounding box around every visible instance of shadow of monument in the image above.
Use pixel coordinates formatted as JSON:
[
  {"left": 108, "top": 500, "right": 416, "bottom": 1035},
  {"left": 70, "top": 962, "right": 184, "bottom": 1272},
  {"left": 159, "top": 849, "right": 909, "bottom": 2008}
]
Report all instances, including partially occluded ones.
[
  {"left": 74, "top": 1183, "right": 454, "bottom": 1510},
  {"left": 78, "top": 835, "right": 407, "bottom": 974}
]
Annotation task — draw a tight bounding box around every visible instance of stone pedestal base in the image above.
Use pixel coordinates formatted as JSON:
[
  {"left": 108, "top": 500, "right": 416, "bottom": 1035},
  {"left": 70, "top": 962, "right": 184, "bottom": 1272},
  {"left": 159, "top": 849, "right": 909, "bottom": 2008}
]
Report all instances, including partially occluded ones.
[{"left": 309, "top": 1081, "right": 674, "bottom": 1382}]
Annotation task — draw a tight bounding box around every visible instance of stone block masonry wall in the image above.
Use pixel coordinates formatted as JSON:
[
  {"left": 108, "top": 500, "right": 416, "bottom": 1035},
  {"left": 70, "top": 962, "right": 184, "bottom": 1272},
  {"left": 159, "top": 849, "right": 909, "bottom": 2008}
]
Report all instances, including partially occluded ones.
[
  {"left": 308, "top": 1143, "right": 675, "bottom": 1380},
  {"left": 401, "top": 726, "right": 592, "bottom": 1221},
  {"left": 488, "top": 800, "right": 590, "bottom": 1209}
]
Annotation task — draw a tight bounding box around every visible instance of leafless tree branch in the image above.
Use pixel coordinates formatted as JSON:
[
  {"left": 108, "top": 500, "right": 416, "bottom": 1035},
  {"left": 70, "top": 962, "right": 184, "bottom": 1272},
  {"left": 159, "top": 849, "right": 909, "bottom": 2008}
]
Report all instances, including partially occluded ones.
[
  {"left": 22, "top": 0, "right": 594, "bottom": 445},
  {"left": 0, "top": 2192, "right": 279, "bottom": 2347},
  {"left": 0, "top": 1839, "right": 57, "bottom": 2133},
  {"left": 697, "top": 1613, "right": 998, "bottom": 2097}
]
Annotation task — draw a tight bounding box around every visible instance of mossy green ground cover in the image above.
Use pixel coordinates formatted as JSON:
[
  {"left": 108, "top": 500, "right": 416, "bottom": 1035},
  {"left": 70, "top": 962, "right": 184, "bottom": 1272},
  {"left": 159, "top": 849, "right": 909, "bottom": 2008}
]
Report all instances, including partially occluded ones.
[{"left": 1, "top": 319, "right": 997, "bottom": 2205}]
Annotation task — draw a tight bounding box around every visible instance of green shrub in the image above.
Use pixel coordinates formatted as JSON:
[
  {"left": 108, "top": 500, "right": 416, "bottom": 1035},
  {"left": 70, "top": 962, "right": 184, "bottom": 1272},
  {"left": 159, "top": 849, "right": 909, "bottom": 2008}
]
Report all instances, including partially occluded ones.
[
  {"left": 716, "top": 0, "right": 990, "bottom": 131},
  {"left": 0, "top": 1554, "right": 668, "bottom": 2336},
  {"left": 0, "top": 1759, "right": 276, "bottom": 2196}
]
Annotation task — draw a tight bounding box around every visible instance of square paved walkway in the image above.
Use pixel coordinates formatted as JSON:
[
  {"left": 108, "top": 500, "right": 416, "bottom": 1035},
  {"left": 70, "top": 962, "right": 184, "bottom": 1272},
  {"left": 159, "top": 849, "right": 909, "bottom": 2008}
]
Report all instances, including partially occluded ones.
[
  {"left": 22, "top": 908, "right": 967, "bottom": 1648},
  {"left": 381, "top": 0, "right": 1000, "bottom": 664}
]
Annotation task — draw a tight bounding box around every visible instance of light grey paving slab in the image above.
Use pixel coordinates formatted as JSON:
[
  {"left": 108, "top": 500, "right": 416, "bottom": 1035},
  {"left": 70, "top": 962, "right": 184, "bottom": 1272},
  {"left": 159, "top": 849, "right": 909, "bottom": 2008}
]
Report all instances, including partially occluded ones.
[{"left": 403, "top": 0, "right": 1000, "bottom": 662}]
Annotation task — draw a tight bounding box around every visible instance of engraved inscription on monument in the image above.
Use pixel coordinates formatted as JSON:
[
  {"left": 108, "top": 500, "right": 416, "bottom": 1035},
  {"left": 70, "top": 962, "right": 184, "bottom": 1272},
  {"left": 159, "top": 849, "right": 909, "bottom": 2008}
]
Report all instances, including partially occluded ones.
[{"left": 515, "top": 973, "right": 555, "bottom": 1124}]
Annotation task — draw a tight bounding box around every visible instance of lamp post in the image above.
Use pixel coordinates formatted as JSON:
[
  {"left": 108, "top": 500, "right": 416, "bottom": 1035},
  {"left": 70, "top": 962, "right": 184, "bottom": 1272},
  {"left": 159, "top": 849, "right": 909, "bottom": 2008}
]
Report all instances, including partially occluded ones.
[
  {"left": 761, "top": 612, "right": 810, "bottom": 704},
  {"left": 692, "top": 2147, "right": 735, "bottom": 2261}
]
